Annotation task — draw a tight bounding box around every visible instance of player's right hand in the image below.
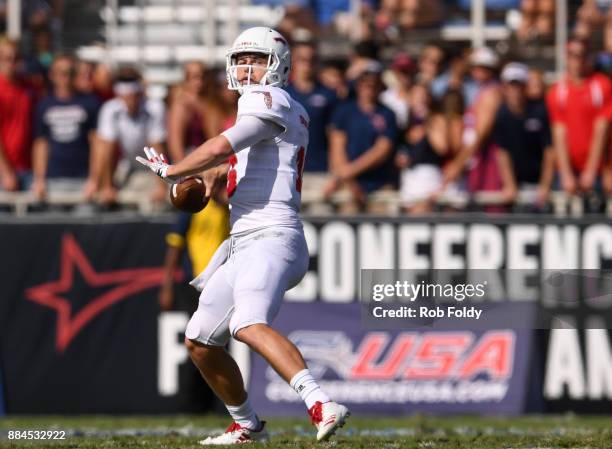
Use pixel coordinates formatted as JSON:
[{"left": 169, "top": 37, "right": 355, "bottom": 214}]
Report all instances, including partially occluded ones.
[
  {"left": 136, "top": 147, "right": 179, "bottom": 184},
  {"left": 201, "top": 165, "right": 226, "bottom": 198}
]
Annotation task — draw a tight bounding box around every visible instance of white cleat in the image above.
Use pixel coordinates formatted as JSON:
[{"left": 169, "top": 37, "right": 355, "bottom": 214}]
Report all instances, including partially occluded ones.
[
  {"left": 198, "top": 421, "right": 268, "bottom": 445},
  {"left": 308, "top": 401, "right": 350, "bottom": 441}
]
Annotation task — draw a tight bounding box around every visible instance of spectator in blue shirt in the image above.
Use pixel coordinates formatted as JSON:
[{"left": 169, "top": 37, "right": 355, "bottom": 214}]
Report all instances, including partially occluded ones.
[
  {"left": 326, "top": 62, "right": 397, "bottom": 212},
  {"left": 492, "top": 62, "right": 555, "bottom": 209},
  {"left": 285, "top": 40, "right": 338, "bottom": 199},
  {"left": 31, "top": 54, "right": 100, "bottom": 202}
]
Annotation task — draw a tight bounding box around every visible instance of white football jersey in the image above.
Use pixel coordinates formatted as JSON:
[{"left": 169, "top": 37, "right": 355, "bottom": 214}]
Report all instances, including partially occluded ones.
[{"left": 226, "top": 85, "right": 309, "bottom": 234}]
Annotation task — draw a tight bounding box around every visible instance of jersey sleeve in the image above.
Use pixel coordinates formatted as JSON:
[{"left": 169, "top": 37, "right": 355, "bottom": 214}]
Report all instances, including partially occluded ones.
[
  {"left": 596, "top": 75, "right": 612, "bottom": 119},
  {"left": 545, "top": 85, "right": 564, "bottom": 125},
  {"left": 97, "top": 100, "right": 118, "bottom": 142},
  {"left": 221, "top": 115, "right": 283, "bottom": 152},
  {"left": 236, "top": 88, "right": 291, "bottom": 130},
  {"left": 381, "top": 108, "right": 397, "bottom": 142},
  {"left": 85, "top": 97, "right": 101, "bottom": 133},
  {"left": 34, "top": 101, "right": 49, "bottom": 139},
  {"left": 330, "top": 103, "right": 349, "bottom": 131}
]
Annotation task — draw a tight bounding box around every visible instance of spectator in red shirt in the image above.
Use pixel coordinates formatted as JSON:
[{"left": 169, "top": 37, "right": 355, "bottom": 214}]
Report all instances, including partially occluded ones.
[
  {"left": 546, "top": 38, "right": 611, "bottom": 195},
  {"left": 0, "top": 37, "right": 33, "bottom": 191}
]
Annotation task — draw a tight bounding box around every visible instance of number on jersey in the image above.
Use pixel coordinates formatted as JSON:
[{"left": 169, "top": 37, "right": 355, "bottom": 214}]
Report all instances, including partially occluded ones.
[{"left": 227, "top": 155, "right": 238, "bottom": 197}]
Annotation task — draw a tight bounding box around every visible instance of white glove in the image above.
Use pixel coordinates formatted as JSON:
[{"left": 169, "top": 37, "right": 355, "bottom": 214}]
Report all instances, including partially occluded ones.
[{"left": 135, "top": 147, "right": 180, "bottom": 184}]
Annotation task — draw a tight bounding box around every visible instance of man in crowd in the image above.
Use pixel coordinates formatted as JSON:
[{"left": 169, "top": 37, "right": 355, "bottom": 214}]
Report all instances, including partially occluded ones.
[
  {"left": 284, "top": 40, "right": 338, "bottom": 200},
  {"left": 326, "top": 62, "right": 397, "bottom": 212},
  {"left": 94, "top": 66, "right": 167, "bottom": 203},
  {"left": 546, "top": 38, "right": 611, "bottom": 197},
  {"left": 492, "top": 62, "right": 555, "bottom": 209},
  {"left": 31, "top": 54, "right": 100, "bottom": 201},
  {"left": 0, "top": 37, "right": 33, "bottom": 191}
]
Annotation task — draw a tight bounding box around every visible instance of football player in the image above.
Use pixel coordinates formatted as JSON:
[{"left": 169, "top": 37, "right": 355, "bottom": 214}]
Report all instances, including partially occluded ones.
[{"left": 137, "top": 27, "right": 349, "bottom": 445}]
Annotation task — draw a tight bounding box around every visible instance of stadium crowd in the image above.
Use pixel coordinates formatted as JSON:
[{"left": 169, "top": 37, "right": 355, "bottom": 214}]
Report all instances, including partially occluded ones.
[{"left": 2, "top": 1, "right": 612, "bottom": 214}]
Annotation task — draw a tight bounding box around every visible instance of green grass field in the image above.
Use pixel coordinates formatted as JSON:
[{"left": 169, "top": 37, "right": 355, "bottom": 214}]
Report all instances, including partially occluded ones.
[{"left": 0, "top": 415, "right": 611, "bottom": 448}]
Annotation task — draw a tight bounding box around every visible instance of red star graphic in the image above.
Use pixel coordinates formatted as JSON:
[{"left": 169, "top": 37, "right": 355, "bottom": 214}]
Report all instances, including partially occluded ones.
[{"left": 25, "top": 234, "right": 180, "bottom": 352}]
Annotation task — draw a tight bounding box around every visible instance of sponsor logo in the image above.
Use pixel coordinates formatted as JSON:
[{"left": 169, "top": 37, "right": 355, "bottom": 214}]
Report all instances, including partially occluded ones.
[
  {"left": 265, "top": 330, "right": 515, "bottom": 404},
  {"left": 25, "top": 234, "right": 175, "bottom": 352}
]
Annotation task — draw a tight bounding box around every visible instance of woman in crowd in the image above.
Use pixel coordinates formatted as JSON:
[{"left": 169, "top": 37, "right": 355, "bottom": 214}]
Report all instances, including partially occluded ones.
[
  {"left": 167, "top": 61, "right": 217, "bottom": 163},
  {"left": 207, "top": 70, "right": 240, "bottom": 134},
  {"left": 397, "top": 89, "right": 464, "bottom": 213}
]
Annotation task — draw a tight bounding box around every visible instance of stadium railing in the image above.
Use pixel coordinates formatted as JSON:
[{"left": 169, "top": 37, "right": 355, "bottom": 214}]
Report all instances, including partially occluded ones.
[{"left": 0, "top": 189, "right": 610, "bottom": 217}]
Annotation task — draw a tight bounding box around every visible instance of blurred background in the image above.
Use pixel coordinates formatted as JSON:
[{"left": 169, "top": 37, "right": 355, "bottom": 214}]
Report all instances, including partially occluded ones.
[{"left": 0, "top": 0, "right": 610, "bottom": 420}]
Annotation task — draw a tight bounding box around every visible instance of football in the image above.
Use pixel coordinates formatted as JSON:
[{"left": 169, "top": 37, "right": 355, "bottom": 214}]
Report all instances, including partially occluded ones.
[{"left": 169, "top": 177, "right": 208, "bottom": 213}]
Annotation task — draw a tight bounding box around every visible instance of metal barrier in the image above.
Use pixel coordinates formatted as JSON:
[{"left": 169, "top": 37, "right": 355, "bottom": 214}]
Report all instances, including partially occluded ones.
[
  {"left": 1, "top": 189, "right": 611, "bottom": 217},
  {"left": 0, "top": 190, "right": 155, "bottom": 216}
]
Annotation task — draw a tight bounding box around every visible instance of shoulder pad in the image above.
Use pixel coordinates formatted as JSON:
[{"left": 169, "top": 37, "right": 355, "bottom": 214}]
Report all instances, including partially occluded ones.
[{"left": 238, "top": 86, "right": 290, "bottom": 129}]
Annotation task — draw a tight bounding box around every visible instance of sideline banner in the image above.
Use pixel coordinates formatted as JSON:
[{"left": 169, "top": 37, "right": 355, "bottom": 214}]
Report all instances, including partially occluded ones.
[
  {"left": 250, "top": 216, "right": 612, "bottom": 415},
  {"left": 248, "top": 303, "right": 533, "bottom": 415},
  {"left": 1, "top": 215, "right": 611, "bottom": 414},
  {"left": 0, "top": 218, "right": 213, "bottom": 414},
  {"left": 542, "top": 328, "right": 612, "bottom": 412},
  {"left": 0, "top": 365, "right": 5, "bottom": 415}
]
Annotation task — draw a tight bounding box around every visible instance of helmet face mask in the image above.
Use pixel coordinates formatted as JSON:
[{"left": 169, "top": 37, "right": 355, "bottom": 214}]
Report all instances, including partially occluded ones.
[
  {"left": 226, "top": 27, "right": 290, "bottom": 94},
  {"left": 227, "top": 52, "right": 279, "bottom": 90}
]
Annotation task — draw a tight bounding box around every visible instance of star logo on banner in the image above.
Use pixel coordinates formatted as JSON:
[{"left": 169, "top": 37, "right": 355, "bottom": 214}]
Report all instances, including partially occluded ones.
[{"left": 25, "top": 234, "right": 178, "bottom": 352}]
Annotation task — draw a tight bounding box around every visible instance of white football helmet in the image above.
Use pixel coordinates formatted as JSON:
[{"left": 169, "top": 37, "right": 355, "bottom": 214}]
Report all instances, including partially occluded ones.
[{"left": 226, "top": 27, "right": 291, "bottom": 94}]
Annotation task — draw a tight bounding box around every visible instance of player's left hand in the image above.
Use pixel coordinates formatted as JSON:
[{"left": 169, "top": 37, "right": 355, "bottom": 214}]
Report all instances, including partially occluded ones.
[{"left": 136, "top": 147, "right": 180, "bottom": 184}]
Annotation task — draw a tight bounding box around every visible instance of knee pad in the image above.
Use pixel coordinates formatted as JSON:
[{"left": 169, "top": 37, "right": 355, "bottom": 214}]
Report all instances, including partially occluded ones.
[{"left": 185, "top": 308, "right": 232, "bottom": 347}]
